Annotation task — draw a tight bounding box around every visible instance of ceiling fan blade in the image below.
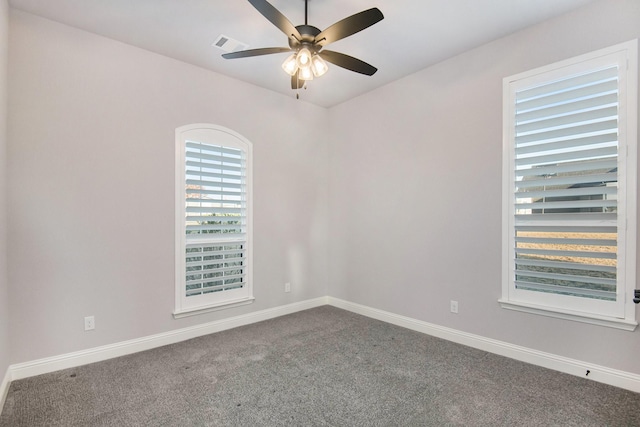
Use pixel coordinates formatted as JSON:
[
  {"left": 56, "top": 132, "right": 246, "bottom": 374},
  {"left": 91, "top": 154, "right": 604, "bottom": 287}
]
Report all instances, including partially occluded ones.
[
  {"left": 291, "top": 72, "right": 305, "bottom": 89},
  {"left": 314, "top": 8, "right": 384, "bottom": 47},
  {"left": 222, "top": 47, "right": 292, "bottom": 59},
  {"left": 248, "top": 0, "right": 302, "bottom": 41},
  {"left": 320, "top": 50, "right": 378, "bottom": 76}
]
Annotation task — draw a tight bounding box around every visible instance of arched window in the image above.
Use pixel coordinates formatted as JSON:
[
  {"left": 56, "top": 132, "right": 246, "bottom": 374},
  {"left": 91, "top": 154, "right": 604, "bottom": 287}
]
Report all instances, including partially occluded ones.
[{"left": 174, "top": 124, "right": 253, "bottom": 317}]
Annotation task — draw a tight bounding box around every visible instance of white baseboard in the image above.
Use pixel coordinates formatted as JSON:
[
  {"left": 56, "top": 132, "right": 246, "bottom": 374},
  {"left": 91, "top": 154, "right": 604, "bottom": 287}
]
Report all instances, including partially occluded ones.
[
  {"left": 0, "top": 366, "right": 10, "bottom": 413},
  {"left": 6, "top": 295, "right": 640, "bottom": 395},
  {"left": 327, "top": 297, "right": 640, "bottom": 393},
  {"left": 9, "top": 296, "right": 328, "bottom": 381}
]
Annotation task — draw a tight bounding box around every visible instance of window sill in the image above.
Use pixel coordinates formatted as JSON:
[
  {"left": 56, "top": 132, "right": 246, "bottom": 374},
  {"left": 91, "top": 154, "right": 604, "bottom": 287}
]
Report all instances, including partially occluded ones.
[
  {"left": 173, "top": 297, "right": 255, "bottom": 319},
  {"left": 498, "top": 299, "right": 638, "bottom": 331}
]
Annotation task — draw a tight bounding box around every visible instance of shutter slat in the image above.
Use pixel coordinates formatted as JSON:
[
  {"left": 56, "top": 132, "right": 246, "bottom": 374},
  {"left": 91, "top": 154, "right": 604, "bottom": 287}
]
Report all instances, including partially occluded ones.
[
  {"left": 515, "top": 106, "right": 618, "bottom": 133},
  {"left": 515, "top": 185, "right": 617, "bottom": 201},
  {"left": 185, "top": 206, "right": 242, "bottom": 214},
  {"left": 515, "top": 158, "right": 617, "bottom": 177},
  {"left": 186, "top": 179, "right": 242, "bottom": 190},
  {"left": 186, "top": 258, "right": 246, "bottom": 269},
  {"left": 514, "top": 213, "right": 617, "bottom": 228},
  {"left": 516, "top": 79, "right": 618, "bottom": 112},
  {"left": 515, "top": 119, "right": 618, "bottom": 145},
  {"left": 515, "top": 236, "right": 617, "bottom": 246},
  {"left": 186, "top": 267, "right": 245, "bottom": 283},
  {"left": 186, "top": 248, "right": 244, "bottom": 257},
  {"left": 186, "top": 226, "right": 244, "bottom": 233},
  {"left": 515, "top": 258, "right": 617, "bottom": 274},
  {"left": 186, "top": 281, "right": 246, "bottom": 296},
  {"left": 516, "top": 67, "right": 618, "bottom": 101},
  {"left": 186, "top": 156, "right": 242, "bottom": 173},
  {"left": 515, "top": 172, "right": 616, "bottom": 189},
  {"left": 516, "top": 93, "right": 618, "bottom": 124},
  {"left": 515, "top": 132, "right": 618, "bottom": 157},
  {"left": 187, "top": 275, "right": 246, "bottom": 289},
  {"left": 516, "top": 225, "right": 616, "bottom": 233},
  {"left": 515, "top": 270, "right": 616, "bottom": 287},
  {"left": 186, "top": 188, "right": 241, "bottom": 197},
  {"left": 515, "top": 199, "right": 617, "bottom": 211},
  {"left": 186, "top": 268, "right": 246, "bottom": 283},
  {"left": 515, "top": 134, "right": 617, "bottom": 158},
  {"left": 185, "top": 169, "right": 243, "bottom": 181},
  {"left": 514, "top": 280, "right": 615, "bottom": 300},
  {"left": 186, "top": 141, "right": 242, "bottom": 157},
  {"left": 515, "top": 144, "right": 617, "bottom": 167},
  {"left": 186, "top": 228, "right": 244, "bottom": 234},
  {"left": 186, "top": 216, "right": 243, "bottom": 222},
  {"left": 515, "top": 247, "right": 616, "bottom": 259}
]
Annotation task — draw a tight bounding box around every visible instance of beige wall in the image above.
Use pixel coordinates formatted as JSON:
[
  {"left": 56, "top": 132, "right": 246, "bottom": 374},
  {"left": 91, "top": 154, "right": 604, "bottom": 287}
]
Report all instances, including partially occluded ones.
[
  {"left": 5, "top": 0, "right": 640, "bottom": 378},
  {"left": 7, "top": 10, "right": 329, "bottom": 363},
  {"left": 0, "top": 0, "right": 8, "bottom": 379},
  {"left": 327, "top": 0, "right": 640, "bottom": 374}
]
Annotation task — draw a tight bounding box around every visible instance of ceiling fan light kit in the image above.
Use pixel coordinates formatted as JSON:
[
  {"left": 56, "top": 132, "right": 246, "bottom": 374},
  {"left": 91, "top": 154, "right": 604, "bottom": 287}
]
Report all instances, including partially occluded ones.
[
  {"left": 282, "top": 49, "right": 327, "bottom": 80},
  {"left": 222, "top": 0, "right": 384, "bottom": 96}
]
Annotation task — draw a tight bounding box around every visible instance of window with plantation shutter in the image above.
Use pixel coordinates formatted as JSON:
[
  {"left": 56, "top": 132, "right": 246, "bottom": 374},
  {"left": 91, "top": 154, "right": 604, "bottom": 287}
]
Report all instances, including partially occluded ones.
[
  {"left": 501, "top": 41, "right": 637, "bottom": 330},
  {"left": 175, "top": 124, "right": 253, "bottom": 317}
]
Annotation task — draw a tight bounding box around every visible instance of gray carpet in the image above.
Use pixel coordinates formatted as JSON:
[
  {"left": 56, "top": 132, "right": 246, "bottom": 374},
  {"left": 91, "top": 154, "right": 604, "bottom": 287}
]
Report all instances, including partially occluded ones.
[{"left": 2, "top": 306, "right": 640, "bottom": 426}]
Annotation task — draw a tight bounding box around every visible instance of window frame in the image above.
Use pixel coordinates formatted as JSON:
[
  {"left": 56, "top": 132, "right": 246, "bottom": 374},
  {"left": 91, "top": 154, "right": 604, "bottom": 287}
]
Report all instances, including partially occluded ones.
[
  {"left": 174, "top": 124, "right": 254, "bottom": 318},
  {"left": 500, "top": 40, "right": 638, "bottom": 331}
]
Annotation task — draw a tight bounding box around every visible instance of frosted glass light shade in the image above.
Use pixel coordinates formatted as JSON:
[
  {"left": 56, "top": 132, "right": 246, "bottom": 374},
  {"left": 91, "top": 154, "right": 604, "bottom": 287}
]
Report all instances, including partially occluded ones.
[
  {"left": 311, "top": 55, "right": 328, "bottom": 77},
  {"left": 299, "top": 65, "right": 314, "bottom": 81},
  {"left": 281, "top": 53, "right": 298, "bottom": 76},
  {"left": 296, "top": 48, "right": 312, "bottom": 67}
]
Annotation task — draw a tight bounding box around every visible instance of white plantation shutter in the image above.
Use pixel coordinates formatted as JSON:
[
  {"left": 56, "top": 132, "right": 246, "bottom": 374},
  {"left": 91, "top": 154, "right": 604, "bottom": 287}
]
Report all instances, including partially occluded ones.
[
  {"left": 176, "top": 125, "right": 253, "bottom": 315},
  {"left": 185, "top": 242, "right": 246, "bottom": 296},
  {"left": 502, "top": 41, "right": 637, "bottom": 326},
  {"left": 513, "top": 65, "right": 619, "bottom": 302},
  {"left": 185, "top": 141, "right": 247, "bottom": 295}
]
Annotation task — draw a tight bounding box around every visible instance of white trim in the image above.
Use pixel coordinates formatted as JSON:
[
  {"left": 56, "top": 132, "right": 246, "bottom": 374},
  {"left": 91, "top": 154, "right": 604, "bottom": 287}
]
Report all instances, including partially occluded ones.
[
  {"left": 5, "top": 296, "right": 640, "bottom": 396},
  {"left": 498, "top": 299, "right": 638, "bottom": 331},
  {"left": 0, "top": 366, "right": 10, "bottom": 413},
  {"left": 173, "top": 296, "right": 255, "bottom": 319},
  {"left": 327, "top": 297, "right": 640, "bottom": 393},
  {"left": 8, "top": 297, "right": 328, "bottom": 381},
  {"left": 621, "top": 38, "right": 638, "bottom": 323}
]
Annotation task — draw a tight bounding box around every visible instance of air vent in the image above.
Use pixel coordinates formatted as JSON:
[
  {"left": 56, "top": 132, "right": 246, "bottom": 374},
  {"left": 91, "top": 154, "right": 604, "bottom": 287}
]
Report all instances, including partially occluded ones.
[{"left": 213, "top": 34, "right": 248, "bottom": 53}]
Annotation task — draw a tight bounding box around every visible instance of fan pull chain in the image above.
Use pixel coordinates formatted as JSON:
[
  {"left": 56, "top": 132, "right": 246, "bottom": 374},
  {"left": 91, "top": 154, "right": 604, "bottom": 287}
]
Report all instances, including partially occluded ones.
[{"left": 295, "top": 79, "right": 308, "bottom": 100}]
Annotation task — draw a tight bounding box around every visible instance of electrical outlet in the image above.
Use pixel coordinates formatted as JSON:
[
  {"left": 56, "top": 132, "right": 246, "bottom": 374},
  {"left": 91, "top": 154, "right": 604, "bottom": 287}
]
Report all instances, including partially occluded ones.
[
  {"left": 450, "top": 300, "right": 459, "bottom": 314},
  {"left": 285, "top": 282, "right": 291, "bottom": 293},
  {"left": 84, "top": 316, "right": 95, "bottom": 331}
]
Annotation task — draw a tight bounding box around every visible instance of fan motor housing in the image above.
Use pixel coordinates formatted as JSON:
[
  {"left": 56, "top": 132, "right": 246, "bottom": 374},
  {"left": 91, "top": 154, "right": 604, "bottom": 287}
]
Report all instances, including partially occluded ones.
[{"left": 289, "top": 24, "right": 321, "bottom": 48}]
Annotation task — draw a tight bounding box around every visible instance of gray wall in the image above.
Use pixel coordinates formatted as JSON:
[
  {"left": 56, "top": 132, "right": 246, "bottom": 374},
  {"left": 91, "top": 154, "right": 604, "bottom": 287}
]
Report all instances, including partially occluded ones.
[
  {"left": 328, "top": 0, "right": 640, "bottom": 374},
  {"left": 0, "top": 0, "right": 8, "bottom": 379},
  {"left": 7, "top": 10, "right": 329, "bottom": 363},
  {"left": 6, "top": 0, "right": 640, "bottom": 378}
]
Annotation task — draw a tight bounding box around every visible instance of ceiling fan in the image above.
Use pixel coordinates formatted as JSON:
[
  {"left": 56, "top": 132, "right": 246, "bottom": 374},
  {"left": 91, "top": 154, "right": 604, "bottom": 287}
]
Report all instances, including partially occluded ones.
[{"left": 222, "top": 0, "right": 384, "bottom": 90}]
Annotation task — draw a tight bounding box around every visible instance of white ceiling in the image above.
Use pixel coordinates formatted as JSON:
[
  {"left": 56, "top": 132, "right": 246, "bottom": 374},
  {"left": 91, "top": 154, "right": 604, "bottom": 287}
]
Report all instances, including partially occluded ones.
[{"left": 9, "top": 0, "right": 597, "bottom": 108}]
